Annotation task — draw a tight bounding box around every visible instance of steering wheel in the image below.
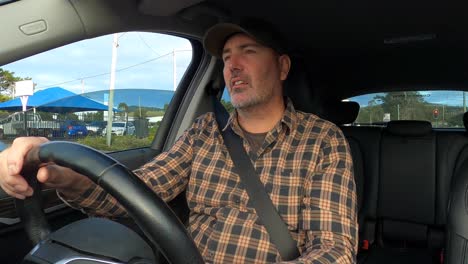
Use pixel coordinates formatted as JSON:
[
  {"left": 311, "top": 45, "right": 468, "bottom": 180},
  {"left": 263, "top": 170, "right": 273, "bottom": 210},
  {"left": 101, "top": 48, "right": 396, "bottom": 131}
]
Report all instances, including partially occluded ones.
[{"left": 15, "top": 141, "right": 204, "bottom": 264}]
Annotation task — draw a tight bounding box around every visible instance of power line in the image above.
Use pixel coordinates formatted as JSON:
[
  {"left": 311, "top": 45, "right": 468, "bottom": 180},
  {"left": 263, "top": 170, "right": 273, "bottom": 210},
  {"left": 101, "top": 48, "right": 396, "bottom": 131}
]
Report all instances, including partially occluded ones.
[
  {"left": 115, "top": 52, "right": 172, "bottom": 72},
  {"left": 137, "top": 33, "right": 161, "bottom": 56},
  {"left": 117, "top": 32, "right": 127, "bottom": 40},
  {"left": 36, "top": 51, "right": 175, "bottom": 89}
]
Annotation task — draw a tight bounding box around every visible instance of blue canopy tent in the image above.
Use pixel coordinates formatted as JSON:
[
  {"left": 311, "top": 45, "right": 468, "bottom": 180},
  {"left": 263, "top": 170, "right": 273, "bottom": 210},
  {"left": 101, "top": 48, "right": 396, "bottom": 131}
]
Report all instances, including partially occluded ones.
[
  {"left": 39, "top": 95, "right": 110, "bottom": 112},
  {"left": 0, "top": 87, "right": 114, "bottom": 113}
]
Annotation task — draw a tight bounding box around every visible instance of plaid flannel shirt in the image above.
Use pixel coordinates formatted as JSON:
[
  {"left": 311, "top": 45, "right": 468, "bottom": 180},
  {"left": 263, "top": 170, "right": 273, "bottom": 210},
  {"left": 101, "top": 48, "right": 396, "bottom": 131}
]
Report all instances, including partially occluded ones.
[{"left": 63, "top": 98, "right": 358, "bottom": 263}]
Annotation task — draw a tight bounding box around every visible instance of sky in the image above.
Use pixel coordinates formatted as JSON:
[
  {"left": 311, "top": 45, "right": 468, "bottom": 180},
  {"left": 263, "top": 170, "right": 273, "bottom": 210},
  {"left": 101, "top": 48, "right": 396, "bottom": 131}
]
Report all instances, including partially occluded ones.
[{"left": 3, "top": 32, "right": 193, "bottom": 95}]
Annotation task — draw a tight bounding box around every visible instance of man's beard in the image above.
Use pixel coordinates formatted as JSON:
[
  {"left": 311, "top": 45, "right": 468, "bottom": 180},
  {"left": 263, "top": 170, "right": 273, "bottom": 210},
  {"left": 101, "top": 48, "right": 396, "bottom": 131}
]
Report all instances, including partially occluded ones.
[{"left": 231, "top": 87, "right": 274, "bottom": 110}]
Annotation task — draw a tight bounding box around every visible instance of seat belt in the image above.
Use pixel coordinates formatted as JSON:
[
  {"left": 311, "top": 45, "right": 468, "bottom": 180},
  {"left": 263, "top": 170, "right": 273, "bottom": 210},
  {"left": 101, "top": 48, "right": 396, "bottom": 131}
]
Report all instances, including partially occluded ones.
[{"left": 213, "top": 99, "right": 300, "bottom": 261}]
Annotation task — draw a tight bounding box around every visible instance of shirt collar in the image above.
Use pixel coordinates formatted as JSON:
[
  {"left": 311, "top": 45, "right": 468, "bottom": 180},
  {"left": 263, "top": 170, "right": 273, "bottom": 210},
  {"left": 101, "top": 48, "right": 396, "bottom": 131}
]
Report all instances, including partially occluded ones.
[{"left": 223, "top": 97, "right": 298, "bottom": 133}]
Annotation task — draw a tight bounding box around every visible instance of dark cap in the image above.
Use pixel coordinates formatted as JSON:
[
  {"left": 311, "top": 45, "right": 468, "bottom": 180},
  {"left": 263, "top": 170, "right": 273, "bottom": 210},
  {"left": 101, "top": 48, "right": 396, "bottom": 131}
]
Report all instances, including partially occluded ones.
[{"left": 203, "top": 19, "right": 286, "bottom": 58}]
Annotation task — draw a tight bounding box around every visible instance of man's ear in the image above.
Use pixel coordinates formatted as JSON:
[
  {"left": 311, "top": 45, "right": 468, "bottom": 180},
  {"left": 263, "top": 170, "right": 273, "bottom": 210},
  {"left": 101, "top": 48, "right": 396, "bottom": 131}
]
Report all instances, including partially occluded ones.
[{"left": 278, "top": 54, "right": 291, "bottom": 81}]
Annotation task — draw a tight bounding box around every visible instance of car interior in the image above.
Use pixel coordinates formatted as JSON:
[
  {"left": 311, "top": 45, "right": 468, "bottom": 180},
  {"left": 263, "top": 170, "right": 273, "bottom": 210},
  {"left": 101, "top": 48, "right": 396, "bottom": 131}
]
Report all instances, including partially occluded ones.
[{"left": 1, "top": 0, "right": 468, "bottom": 263}]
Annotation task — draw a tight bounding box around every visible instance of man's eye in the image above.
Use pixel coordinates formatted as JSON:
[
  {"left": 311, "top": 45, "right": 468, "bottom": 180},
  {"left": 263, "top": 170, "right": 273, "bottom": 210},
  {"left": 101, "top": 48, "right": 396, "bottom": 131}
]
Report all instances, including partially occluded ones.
[
  {"left": 245, "top": 49, "right": 256, "bottom": 54},
  {"left": 223, "top": 56, "right": 230, "bottom": 62}
]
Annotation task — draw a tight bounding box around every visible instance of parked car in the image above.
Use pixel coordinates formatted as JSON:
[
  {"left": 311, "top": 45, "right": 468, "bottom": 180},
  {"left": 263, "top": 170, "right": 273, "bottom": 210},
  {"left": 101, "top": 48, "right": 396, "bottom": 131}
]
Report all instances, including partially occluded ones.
[
  {"left": 101, "top": 121, "right": 135, "bottom": 136},
  {"left": 59, "top": 120, "right": 88, "bottom": 138},
  {"left": 1, "top": 1, "right": 468, "bottom": 264},
  {"left": 85, "top": 121, "right": 107, "bottom": 136}
]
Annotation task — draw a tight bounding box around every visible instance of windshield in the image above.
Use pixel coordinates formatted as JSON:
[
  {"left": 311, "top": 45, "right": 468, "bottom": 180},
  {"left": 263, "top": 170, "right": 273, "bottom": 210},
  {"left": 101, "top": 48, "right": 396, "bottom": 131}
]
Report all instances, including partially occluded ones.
[{"left": 112, "top": 123, "right": 125, "bottom": 127}]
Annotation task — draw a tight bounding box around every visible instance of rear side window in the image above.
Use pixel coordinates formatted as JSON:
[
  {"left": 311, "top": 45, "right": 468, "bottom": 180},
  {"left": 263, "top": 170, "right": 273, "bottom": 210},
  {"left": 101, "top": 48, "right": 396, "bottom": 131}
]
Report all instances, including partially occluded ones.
[{"left": 347, "top": 90, "right": 467, "bottom": 128}]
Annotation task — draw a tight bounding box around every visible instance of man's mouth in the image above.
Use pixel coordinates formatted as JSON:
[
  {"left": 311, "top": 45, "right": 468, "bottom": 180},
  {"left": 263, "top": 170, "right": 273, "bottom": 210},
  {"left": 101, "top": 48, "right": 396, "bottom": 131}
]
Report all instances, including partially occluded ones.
[{"left": 231, "top": 79, "right": 248, "bottom": 89}]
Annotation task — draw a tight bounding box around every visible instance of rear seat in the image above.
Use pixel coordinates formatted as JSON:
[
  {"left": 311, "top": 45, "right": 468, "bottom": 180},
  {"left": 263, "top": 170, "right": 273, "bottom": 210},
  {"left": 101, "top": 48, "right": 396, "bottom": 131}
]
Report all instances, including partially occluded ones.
[
  {"left": 324, "top": 102, "right": 468, "bottom": 263},
  {"left": 444, "top": 113, "right": 468, "bottom": 263},
  {"left": 366, "top": 121, "right": 441, "bottom": 263},
  {"left": 341, "top": 125, "right": 383, "bottom": 264}
]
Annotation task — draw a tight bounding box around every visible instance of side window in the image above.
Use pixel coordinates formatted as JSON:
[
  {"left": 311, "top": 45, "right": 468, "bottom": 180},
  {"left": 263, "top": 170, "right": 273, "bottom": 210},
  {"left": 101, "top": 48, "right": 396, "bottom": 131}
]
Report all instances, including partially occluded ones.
[
  {"left": 221, "top": 88, "right": 234, "bottom": 113},
  {"left": 348, "top": 90, "right": 466, "bottom": 128},
  {"left": 0, "top": 32, "right": 192, "bottom": 151}
]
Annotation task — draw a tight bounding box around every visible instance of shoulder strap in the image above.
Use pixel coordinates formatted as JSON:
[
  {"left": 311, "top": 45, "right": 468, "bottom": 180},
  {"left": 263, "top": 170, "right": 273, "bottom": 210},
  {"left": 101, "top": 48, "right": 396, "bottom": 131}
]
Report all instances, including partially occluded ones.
[{"left": 213, "top": 99, "right": 300, "bottom": 261}]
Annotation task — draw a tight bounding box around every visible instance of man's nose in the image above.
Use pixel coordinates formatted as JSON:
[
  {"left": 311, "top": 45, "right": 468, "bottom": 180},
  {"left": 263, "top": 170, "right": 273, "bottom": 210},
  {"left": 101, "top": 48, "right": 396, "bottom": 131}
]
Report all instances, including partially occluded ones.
[{"left": 228, "top": 54, "right": 242, "bottom": 72}]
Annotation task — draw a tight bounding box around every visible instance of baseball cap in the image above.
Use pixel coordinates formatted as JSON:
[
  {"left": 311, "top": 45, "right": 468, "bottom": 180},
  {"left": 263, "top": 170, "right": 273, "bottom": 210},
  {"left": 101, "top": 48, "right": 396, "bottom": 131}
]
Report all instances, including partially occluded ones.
[{"left": 203, "top": 19, "right": 286, "bottom": 59}]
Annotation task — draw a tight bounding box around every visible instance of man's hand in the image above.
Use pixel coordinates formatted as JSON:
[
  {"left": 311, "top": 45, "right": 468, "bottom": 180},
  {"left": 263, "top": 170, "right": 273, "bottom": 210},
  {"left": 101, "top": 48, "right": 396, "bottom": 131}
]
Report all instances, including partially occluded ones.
[{"left": 0, "top": 137, "right": 92, "bottom": 199}]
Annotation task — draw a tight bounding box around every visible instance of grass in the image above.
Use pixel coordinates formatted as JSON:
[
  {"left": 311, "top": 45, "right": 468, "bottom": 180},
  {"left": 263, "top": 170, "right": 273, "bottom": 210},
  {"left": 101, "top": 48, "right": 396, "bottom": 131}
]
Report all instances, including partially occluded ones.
[
  {"left": 76, "top": 135, "right": 153, "bottom": 152},
  {"left": 77, "top": 123, "right": 159, "bottom": 152}
]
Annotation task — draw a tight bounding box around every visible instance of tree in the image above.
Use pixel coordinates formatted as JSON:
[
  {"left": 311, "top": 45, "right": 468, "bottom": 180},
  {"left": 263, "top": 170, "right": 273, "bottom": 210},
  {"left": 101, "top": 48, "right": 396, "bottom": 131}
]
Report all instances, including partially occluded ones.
[
  {"left": 82, "top": 111, "right": 104, "bottom": 122},
  {"left": 355, "top": 104, "right": 384, "bottom": 124},
  {"left": 221, "top": 99, "right": 234, "bottom": 113},
  {"left": 133, "top": 107, "right": 148, "bottom": 119},
  {"left": 118, "top": 102, "right": 129, "bottom": 122},
  {"left": 0, "top": 93, "right": 11, "bottom": 103},
  {"left": 54, "top": 113, "right": 79, "bottom": 121},
  {"left": 374, "top": 91, "right": 428, "bottom": 121},
  {"left": 0, "top": 68, "right": 31, "bottom": 96}
]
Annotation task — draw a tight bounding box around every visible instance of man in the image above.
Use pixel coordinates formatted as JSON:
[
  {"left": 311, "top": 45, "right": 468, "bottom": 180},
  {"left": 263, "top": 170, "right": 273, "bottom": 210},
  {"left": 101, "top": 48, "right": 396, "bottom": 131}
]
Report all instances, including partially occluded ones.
[{"left": 0, "top": 20, "right": 357, "bottom": 263}]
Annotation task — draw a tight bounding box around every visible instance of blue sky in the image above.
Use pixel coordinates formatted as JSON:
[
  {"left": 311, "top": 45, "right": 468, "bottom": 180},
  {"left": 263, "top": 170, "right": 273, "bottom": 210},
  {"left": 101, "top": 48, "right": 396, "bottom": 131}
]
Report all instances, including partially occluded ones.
[{"left": 3, "top": 32, "right": 192, "bottom": 95}]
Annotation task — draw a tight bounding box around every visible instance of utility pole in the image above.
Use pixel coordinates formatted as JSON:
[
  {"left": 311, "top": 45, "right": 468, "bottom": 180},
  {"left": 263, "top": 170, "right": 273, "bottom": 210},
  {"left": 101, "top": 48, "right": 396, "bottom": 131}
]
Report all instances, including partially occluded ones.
[
  {"left": 443, "top": 104, "right": 445, "bottom": 123},
  {"left": 173, "top": 49, "right": 177, "bottom": 91},
  {"left": 397, "top": 104, "right": 400, "bottom": 120},
  {"left": 106, "top": 33, "right": 118, "bottom": 147},
  {"left": 171, "top": 49, "right": 191, "bottom": 91},
  {"left": 464, "top": 91, "right": 466, "bottom": 112}
]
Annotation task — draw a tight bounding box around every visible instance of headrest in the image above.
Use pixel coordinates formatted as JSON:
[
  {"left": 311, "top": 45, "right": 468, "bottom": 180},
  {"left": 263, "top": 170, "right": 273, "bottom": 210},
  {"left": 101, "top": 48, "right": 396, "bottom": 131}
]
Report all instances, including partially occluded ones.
[
  {"left": 322, "top": 101, "right": 360, "bottom": 125},
  {"left": 463, "top": 112, "right": 468, "bottom": 130},
  {"left": 386, "top": 120, "right": 432, "bottom": 136}
]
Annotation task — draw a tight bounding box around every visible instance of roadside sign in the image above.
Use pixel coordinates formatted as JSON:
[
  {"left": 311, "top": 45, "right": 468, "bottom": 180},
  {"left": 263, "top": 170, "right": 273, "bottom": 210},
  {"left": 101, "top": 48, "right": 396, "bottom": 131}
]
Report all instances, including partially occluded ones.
[{"left": 15, "top": 80, "right": 34, "bottom": 112}]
